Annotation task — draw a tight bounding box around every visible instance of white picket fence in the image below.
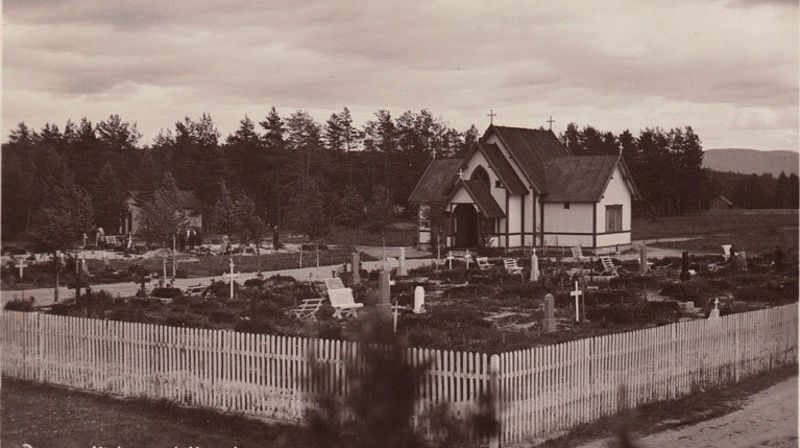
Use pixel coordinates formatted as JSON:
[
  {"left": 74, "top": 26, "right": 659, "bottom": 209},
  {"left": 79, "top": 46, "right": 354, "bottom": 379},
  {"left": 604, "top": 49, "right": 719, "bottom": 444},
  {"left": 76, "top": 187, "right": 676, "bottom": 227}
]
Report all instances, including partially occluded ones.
[{"left": 1, "top": 303, "right": 797, "bottom": 446}]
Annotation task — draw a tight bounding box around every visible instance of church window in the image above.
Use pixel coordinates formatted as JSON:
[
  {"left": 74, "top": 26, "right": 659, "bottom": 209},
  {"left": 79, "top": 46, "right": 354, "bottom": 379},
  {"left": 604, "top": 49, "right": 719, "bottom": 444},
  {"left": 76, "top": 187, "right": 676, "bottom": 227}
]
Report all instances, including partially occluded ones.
[
  {"left": 470, "top": 165, "right": 491, "bottom": 190},
  {"left": 606, "top": 205, "right": 623, "bottom": 232}
]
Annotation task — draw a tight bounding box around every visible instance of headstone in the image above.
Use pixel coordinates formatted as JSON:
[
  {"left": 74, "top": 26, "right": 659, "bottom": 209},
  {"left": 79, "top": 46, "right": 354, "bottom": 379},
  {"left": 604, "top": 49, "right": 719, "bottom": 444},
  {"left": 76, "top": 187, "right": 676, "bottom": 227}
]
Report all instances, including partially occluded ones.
[
  {"left": 399, "top": 247, "right": 407, "bottom": 276},
  {"left": 351, "top": 252, "right": 361, "bottom": 285},
  {"left": 413, "top": 286, "right": 425, "bottom": 314},
  {"left": 542, "top": 294, "right": 557, "bottom": 333},
  {"left": 530, "top": 248, "right": 540, "bottom": 282},
  {"left": 378, "top": 270, "right": 392, "bottom": 315},
  {"left": 680, "top": 251, "right": 690, "bottom": 281},
  {"left": 639, "top": 245, "right": 649, "bottom": 275},
  {"left": 708, "top": 297, "right": 720, "bottom": 319},
  {"left": 464, "top": 250, "right": 471, "bottom": 270}
]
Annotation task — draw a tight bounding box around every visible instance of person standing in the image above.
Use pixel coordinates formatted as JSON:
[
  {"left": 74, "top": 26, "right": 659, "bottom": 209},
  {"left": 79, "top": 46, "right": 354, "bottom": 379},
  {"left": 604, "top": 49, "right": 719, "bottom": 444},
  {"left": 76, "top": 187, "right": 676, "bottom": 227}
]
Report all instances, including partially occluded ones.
[{"left": 96, "top": 227, "right": 105, "bottom": 249}]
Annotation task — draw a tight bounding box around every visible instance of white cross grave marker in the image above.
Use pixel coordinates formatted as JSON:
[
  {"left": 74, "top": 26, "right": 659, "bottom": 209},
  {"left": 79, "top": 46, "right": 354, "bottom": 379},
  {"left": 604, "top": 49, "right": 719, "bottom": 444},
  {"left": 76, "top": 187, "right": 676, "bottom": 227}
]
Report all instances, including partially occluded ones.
[
  {"left": 223, "top": 258, "right": 240, "bottom": 299},
  {"left": 17, "top": 258, "right": 27, "bottom": 299},
  {"left": 447, "top": 251, "right": 454, "bottom": 270},
  {"left": 570, "top": 281, "right": 583, "bottom": 323}
]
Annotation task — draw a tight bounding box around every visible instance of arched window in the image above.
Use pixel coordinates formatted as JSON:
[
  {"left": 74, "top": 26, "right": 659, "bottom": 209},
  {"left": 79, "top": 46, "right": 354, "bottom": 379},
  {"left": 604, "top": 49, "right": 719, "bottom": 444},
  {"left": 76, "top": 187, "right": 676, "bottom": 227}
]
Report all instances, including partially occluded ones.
[{"left": 470, "top": 165, "right": 491, "bottom": 190}]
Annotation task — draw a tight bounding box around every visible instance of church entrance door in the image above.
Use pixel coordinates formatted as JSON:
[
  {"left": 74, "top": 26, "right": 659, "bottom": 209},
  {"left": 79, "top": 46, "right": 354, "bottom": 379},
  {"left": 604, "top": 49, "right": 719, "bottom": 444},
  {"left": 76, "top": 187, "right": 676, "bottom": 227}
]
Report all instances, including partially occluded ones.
[{"left": 453, "top": 204, "right": 478, "bottom": 247}]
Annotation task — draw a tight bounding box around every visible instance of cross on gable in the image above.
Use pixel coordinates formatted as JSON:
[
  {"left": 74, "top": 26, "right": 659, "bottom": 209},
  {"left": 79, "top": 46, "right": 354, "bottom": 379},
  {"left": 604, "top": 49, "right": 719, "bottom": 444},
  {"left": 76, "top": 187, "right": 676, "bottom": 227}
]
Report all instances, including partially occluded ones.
[
  {"left": 547, "top": 116, "right": 555, "bottom": 130},
  {"left": 487, "top": 109, "right": 497, "bottom": 125},
  {"left": 458, "top": 168, "right": 465, "bottom": 179}
]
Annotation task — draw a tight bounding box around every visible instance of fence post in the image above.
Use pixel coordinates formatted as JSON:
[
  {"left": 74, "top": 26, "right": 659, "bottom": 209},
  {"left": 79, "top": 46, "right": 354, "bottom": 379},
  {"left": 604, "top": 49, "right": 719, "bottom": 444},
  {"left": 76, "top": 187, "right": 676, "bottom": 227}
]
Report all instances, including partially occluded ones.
[
  {"left": 489, "top": 353, "right": 501, "bottom": 448},
  {"left": 36, "top": 312, "right": 43, "bottom": 382},
  {"left": 734, "top": 317, "right": 740, "bottom": 382}
]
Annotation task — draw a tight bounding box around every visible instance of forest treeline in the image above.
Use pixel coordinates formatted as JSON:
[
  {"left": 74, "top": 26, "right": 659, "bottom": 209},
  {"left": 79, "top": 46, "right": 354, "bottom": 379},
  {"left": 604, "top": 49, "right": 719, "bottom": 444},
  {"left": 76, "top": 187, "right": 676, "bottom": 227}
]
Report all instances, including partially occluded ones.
[{"left": 2, "top": 109, "right": 797, "bottom": 242}]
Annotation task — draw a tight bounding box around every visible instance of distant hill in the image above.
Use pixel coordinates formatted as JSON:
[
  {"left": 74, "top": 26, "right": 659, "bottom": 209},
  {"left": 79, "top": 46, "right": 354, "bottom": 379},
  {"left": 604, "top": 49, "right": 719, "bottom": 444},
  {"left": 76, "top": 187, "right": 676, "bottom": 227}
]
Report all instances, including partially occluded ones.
[{"left": 703, "top": 148, "right": 798, "bottom": 176}]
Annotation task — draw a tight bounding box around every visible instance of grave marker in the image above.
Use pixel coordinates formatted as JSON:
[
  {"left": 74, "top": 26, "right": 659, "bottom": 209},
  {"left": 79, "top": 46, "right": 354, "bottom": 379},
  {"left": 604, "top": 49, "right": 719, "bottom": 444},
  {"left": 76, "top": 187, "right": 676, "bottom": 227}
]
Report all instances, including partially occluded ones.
[
  {"left": 570, "top": 281, "right": 583, "bottom": 322},
  {"left": 16, "top": 258, "right": 27, "bottom": 300},
  {"left": 542, "top": 294, "right": 556, "bottom": 333},
  {"left": 530, "top": 248, "right": 540, "bottom": 282},
  {"left": 639, "top": 244, "right": 649, "bottom": 275},
  {"left": 413, "top": 286, "right": 425, "bottom": 314},
  {"left": 378, "top": 270, "right": 392, "bottom": 315},
  {"left": 223, "top": 258, "right": 240, "bottom": 299},
  {"left": 399, "top": 247, "right": 407, "bottom": 276},
  {"left": 680, "top": 251, "right": 690, "bottom": 281},
  {"left": 709, "top": 297, "right": 720, "bottom": 319},
  {"left": 351, "top": 252, "right": 361, "bottom": 285}
]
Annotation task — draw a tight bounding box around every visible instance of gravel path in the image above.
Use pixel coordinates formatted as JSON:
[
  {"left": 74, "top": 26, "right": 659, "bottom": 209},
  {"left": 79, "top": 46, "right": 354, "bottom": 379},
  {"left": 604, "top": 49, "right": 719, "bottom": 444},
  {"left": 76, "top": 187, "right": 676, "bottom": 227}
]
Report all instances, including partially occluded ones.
[
  {"left": 576, "top": 376, "right": 798, "bottom": 448},
  {"left": 1, "top": 258, "right": 434, "bottom": 307}
]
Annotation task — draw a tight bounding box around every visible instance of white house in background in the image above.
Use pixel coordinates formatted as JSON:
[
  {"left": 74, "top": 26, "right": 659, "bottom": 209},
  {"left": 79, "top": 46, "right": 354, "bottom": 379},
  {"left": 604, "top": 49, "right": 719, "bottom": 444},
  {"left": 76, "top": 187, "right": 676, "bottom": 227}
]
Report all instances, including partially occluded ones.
[
  {"left": 409, "top": 125, "right": 640, "bottom": 254},
  {"left": 123, "top": 190, "right": 203, "bottom": 235}
]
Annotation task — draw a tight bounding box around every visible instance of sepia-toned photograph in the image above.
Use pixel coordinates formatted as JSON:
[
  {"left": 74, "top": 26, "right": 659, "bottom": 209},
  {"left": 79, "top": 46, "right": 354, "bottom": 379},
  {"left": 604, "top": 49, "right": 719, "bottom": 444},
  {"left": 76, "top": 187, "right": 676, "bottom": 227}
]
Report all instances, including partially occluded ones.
[{"left": 1, "top": 1, "right": 798, "bottom": 447}]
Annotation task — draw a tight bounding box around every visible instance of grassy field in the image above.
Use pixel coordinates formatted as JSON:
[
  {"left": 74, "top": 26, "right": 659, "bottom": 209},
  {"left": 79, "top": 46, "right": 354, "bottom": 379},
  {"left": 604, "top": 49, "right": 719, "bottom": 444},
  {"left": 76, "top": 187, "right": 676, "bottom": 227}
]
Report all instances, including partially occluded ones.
[
  {"left": 633, "top": 210, "right": 798, "bottom": 255},
  {"left": 1, "top": 378, "right": 306, "bottom": 448},
  {"left": 3, "top": 366, "right": 795, "bottom": 448}
]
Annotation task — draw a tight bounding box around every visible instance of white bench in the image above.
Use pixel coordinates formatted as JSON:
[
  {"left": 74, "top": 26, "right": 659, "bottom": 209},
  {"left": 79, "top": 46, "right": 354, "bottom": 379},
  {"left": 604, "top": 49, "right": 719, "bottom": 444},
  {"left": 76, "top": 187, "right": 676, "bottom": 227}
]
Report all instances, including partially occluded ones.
[
  {"left": 571, "top": 245, "right": 590, "bottom": 262},
  {"left": 327, "top": 288, "right": 364, "bottom": 319},
  {"left": 290, "top": 298, "right": 325, "bottom": 321},
  {"left": 476, "top": 257, "right": 493, "bottom": 271},
  {"left": 324, "top": 277, "right": 364, "bottom": 318},
  {"left": 503, "top": 258, "right": 524, "bottom": 277},
  {"left": 184, "top": 284, "right": 206, "bottom": 296}
]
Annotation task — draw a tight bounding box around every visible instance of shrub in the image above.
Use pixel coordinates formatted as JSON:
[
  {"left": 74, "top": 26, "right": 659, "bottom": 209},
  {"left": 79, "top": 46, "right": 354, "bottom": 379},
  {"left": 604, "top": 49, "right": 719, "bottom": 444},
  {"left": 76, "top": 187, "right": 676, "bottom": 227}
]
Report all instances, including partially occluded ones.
[
  {"left": 244, "top": 278, "right": 265, "bottom": 288},
  {"left": 109, "top": 307, "right": 146, "bottom": 323},
  {"left": 164, "top": 313, "right": 206, "bottom": 328},
  {"left": 234, "top": 318, "right": 277, "bottom": 334},
  {"left": 151, "top": 287, "right": 183, "bottom": 299},
  {"left": 4, "top": 298, "right": 33, "bottom": 312},
  {"left": 209, "top": 310, "right": 236, "bottom": 324}
]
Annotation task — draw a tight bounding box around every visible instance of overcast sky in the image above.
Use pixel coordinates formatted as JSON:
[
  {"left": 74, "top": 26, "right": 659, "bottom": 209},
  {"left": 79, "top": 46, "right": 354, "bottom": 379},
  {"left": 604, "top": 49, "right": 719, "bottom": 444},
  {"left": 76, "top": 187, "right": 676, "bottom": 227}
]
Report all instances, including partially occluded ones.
[{"left": 3, "top": 0, "right": 798, "bottom": 151}]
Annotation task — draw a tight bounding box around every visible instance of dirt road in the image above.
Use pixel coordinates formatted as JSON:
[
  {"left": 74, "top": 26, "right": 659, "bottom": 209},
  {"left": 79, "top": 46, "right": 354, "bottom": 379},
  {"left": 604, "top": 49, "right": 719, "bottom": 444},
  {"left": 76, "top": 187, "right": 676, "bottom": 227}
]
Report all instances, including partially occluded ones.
[{"left": 576, "top": 376, "right": 798, "bottom": 448}]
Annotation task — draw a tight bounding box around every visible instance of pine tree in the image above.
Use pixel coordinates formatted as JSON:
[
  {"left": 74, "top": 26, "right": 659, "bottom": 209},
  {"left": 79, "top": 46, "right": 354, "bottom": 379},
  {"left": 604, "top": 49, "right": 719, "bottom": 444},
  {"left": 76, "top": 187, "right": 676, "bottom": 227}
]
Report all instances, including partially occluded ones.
[
  {"left": 367, "top": 185, "right": 394, "bottom": 234},
  {"left": 92, "top": 162, "right": 126, "bottom": 232},
  {"left": 335, "top": 185, "right": 366, "bottom": 227},
  {"left": 29, "top": 161, "right": 94, "bottom": 301},
  {"left": 286, "top": 178, "right": 328, "bottom": 240},
  {"left": 774, "top": 172, "right": 788, "bottom": 208},
  {"left": 138, "top": 172, "right": 185, "bottom": 246},
  {"left": 260, "top": 106, "right": 286, "bottom": 150},
  {"left": 209, "top": 181, "right": 238, "bottom": 236}
]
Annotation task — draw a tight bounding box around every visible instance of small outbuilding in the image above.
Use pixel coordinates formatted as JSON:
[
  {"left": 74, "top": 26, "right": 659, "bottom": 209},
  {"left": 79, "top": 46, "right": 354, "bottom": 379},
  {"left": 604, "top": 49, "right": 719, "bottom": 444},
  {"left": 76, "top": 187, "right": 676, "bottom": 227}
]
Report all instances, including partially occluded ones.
[
  {"left": 709, "top": 195, "right": 735, "bottom": 210},
  {"left": 122, "top": 190, "right": 203, "bottom": 235}
]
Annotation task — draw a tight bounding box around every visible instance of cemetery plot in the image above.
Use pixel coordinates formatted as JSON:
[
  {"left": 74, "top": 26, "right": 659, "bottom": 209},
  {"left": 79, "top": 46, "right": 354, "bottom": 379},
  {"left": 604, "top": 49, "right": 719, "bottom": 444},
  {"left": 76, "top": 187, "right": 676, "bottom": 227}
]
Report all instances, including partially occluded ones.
[{"left": 14, "top": 247, "right": 796, "bottom": 354}]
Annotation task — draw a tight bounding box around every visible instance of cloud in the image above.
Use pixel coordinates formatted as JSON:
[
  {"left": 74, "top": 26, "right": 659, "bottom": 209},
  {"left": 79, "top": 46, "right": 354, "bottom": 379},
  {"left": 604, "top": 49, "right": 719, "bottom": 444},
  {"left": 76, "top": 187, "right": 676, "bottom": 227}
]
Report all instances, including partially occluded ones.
[{"left": 2, "top": 0, "right": 798, "bottom": 151}]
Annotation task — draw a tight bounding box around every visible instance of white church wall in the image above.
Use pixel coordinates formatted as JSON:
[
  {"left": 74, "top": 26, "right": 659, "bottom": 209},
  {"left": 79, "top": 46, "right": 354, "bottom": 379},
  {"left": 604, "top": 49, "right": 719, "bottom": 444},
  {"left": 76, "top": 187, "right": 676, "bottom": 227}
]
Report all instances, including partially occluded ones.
[
  {"left": 485, "top": 131, "right": 539, "bottom": 248},
  {"left": 542, "top": 202, "right": 594, "bottom": 248},
  {"left": 596, "top": 165, "right": 632, "bottom": 247}
]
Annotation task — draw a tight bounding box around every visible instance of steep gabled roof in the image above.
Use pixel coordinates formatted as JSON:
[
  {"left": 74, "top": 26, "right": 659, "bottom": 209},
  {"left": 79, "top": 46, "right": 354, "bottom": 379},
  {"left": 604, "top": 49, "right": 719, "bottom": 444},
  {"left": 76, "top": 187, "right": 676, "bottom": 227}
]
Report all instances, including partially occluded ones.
[
  {"left": 713, "top": 195, "right": 734, "bottom": 206},
  {"left": 485, "top": 125, "right": 571, "bottom": 194},
  {"left": 447, "top": 179, "right": 505, "bottom": 218},
  {"left": 475, "top": 143, "right": 527, "bottom": 195},
  {"left": 541, "top": 155, "right": 640, "bottom": 203},
  {"left": 407, "top": 159, "right": 463, "bottom": 204}
]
